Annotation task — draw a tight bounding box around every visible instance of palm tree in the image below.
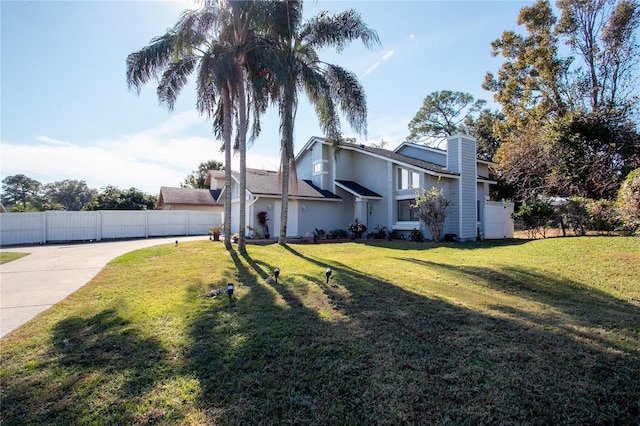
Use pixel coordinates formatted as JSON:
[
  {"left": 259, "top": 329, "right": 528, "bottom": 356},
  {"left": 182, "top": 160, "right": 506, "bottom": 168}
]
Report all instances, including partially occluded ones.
[
  {"left": 268, "top": 3, "right": 380, "bottom": 245},
  {"left": 126, "top": 1, "right": 274, "bottom": 251},
  {"left": 126, "top": 3, "right": 236, "bottom": 247}
]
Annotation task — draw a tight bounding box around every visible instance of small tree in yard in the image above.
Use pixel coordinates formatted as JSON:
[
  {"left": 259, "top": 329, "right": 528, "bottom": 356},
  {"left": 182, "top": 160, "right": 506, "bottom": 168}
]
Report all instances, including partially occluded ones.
[
  {"left": 512, "top": 201, "right": 555, "bottom": 239},
  {"left": 413, "top": 187, "right": 450, "bottom": 242}
]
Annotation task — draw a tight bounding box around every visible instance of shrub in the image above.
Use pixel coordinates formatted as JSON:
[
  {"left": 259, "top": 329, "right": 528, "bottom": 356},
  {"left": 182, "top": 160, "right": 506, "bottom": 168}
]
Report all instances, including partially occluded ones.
[
  {"left": 618, "top": 168, "right": 640, "bottom": 235},
  {"left": 586, "top": 199, "right": 621, "bottom": 235},
  {"left": 347, "top": 219, "right": 367, "bottom": 238},
  {"left": 413, "top": 186, "right": 450, "bottom": 242},
  {"left": 330, "top": 229, "right": 348, "bottom": 239},
  {"left": 512, "top": 201, "right": 554, "bottom": 239},
  {"left": 410, "top": 228, "right": 423, "bottom": 242}
]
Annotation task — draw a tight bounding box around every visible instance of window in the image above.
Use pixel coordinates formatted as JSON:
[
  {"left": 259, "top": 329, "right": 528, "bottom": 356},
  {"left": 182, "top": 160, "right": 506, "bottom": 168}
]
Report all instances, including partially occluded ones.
[
  {"left": 397, "top": 168, "right": 419, "bottom": 190},
  {"left": 398, "top": 199, "right": 419, "bottom": 221},
  {"left": 313, "top": 162, "right": 322, "bottom": 174}
]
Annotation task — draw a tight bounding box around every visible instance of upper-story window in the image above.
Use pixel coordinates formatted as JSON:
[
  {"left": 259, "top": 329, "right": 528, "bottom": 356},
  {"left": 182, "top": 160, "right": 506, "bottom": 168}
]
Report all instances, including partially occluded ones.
[
  {"left": 313, "top": 162, "right": 322, "bottom": 174},
  {"left": 397, "top": 167, "right": 419, "bottom": 190}
]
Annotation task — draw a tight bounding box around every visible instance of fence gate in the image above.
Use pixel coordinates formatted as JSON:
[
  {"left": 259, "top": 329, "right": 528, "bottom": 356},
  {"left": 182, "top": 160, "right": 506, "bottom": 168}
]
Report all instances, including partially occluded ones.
[{"left": 483, "top": 201, "right": 514, "bottom": 239}]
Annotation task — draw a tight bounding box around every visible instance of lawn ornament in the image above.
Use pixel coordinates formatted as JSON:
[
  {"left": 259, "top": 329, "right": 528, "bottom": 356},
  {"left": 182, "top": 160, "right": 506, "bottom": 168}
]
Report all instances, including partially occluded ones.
[
  {"left": 325, "top": 267, "right": 332, "bottom": 283},
  {"left": 227, "top": 282, "right": 234, "bottom": 299},
  {"left": 274, "top": 268, "right": 280, "bottom": 283}
]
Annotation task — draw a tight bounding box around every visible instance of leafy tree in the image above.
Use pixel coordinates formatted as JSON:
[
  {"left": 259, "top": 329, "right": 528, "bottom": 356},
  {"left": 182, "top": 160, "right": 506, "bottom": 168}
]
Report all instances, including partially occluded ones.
[
  {"left": 618, "top": 167, "right": 640, "bottom": 234},
  {"left": 43, "top": 180, "right": 97, "bottom": 211},
  {"left": 407, "top": 91, "right": 486, "bottom": 146},
  {"left": 485, "top": 0, "right": 640, "bottom": 201},
  {"left": 265, "top": 4, "right": 379, "bottom": 245},
  {"left": 548, "top": 109, "right": 640, "bottom": 200},
  {"left": 82, "top": 186, "right": 157, "bottom": 210},
  {"left": 1, "top": 174, "right": 42, "bottom": 210},
  {"left": 413, "top": 186, "right": 451, "bottom": 242},
  {"left": 556, "top": 196, "right": 589, "bottom": 235},
  {"left": 182, "top": 160, "right": 224, "bottom": 189},
  {"left": 462, "top": 109, "right": 504, "bottom": 162},
  {"left": 556, "top": 0, "right": 640, "bottom": 112}
]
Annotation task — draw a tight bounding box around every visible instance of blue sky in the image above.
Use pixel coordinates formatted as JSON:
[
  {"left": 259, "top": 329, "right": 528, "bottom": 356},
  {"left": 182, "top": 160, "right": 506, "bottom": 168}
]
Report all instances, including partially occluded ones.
[{"left": 1, "top": 0, "right": 530, "bottom": 194}]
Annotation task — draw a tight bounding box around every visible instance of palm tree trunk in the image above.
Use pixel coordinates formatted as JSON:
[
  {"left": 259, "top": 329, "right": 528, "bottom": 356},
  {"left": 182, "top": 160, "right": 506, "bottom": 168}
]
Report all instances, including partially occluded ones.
[
  {"left": 279, "top": 148, "right": 290, "bottom": 245},
  {"left": 237, "top": 67, "right": 248, "bottom": 254},
  {"left": 223, "top": 83, "right": 233, "bottom": 249},
  {"left": 278, "top": 90, "right": 295, "bottom": 245}
]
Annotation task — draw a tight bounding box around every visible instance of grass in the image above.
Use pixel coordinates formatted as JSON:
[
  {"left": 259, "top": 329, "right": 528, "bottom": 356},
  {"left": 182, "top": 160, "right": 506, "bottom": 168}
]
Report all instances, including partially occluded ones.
[
  {"left": 0, "top": 252, "right": 29, "bottom": 264},
  {"left": 1, "top": 237, "right": 639, "bottom": 424}
]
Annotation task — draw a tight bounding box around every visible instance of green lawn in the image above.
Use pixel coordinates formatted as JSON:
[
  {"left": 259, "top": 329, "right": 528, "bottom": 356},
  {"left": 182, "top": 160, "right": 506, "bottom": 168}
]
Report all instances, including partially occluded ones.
[
  {"left": 1, "top": 237, "right": 639, "bottom": 424},
  {"left": 0, "top": 252, "right": 29, "bottom": 264}
]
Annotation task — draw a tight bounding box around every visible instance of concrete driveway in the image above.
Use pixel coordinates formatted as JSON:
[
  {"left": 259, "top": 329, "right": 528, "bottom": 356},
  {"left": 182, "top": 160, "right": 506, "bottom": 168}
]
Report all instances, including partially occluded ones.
[{"left": 0, "top": 236, "right": 208, "bottom": 339}]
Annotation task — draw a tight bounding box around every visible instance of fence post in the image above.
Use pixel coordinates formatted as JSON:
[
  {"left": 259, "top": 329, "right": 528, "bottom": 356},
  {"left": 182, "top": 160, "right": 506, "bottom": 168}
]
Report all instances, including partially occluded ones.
[
  {"left": 97, "top": 211, "right": 102, "bottom": 241},
  {"left": 42, "top": 211, "right": 47, "bottom": 244}
]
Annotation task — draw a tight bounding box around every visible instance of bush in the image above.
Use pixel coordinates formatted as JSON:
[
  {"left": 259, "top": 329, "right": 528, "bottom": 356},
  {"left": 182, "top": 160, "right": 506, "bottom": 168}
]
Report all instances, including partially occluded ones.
[
  {"left": 414, "top": 186, "right": 450, "bottom": 242},
  {"left": 512, "top": 201, "right": 555, "bottom": 239},
  {"left": 618, "top": 168, "right": 640, "bottom": 235},
  {"left": 556, "top": 197, "right": 589, "bottom": 236},
  {"left": 330, "top": 229, "right": 348, "bottom": 239},
  {"left": 586, "top": 199, "right": 621, "bottom": 235},
  {"left": 410, "top": 228, "right": 423, "bottom": 242}
]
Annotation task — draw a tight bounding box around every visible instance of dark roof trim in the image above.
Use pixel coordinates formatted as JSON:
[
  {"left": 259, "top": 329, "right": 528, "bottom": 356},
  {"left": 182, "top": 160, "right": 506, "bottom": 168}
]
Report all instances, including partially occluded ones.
[{"left": 335, "top": 180, "right": 383, "bottom": 199}]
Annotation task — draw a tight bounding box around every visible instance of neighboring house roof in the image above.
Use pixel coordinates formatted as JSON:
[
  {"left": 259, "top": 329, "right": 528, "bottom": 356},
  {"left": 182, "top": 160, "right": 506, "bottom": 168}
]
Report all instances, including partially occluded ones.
[
  {"left": 335, "top": 180, "right": 383, "bottom": 199},
  {"left": 204, "top": 170, "right": 226, "bottom": 187},
  {"left": 340, "top": 142, "right": 459, "bottom": 177},
  {"left": 240, "top": 169, "right": 341, "bottom": 200},
  {"left": 159, "top": 187, "right": 221, "bottom": 206}
]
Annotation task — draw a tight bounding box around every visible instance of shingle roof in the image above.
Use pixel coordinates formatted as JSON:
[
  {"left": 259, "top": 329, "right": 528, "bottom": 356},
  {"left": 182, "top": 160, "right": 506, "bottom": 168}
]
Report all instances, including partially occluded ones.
[
  {"left": 335, "top": 180, "right": 382, "bottom": 198},
  {"left": 159, "top": 187, "right": 221, "bottom": 205},
  {"left": 340, "top": 142, "right": 458, "bottom": 176},
  {"left": 239, "top": 169, "right": 341, "bottom": 200}
]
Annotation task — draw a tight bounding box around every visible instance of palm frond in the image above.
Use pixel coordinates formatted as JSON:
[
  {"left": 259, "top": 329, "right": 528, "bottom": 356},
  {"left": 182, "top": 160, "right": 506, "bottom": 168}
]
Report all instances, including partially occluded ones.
[
  {"left": 157, "top": 57, "right": 198, "bottom": 111},
  {"left": 301, "top": 9, "right": 380, "bottom": 52},
  {"left": 325, "top": 64, "right": 368, "bottom": 136},
  {"left": 126, "top": 31, "right": 180, "bottom": 93}
]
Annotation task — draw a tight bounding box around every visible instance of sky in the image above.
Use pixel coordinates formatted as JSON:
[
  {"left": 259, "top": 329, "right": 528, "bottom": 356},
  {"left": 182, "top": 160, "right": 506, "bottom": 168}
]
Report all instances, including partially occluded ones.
[{"left": 1, "top": 0, "right": 531, "bottom": 195}]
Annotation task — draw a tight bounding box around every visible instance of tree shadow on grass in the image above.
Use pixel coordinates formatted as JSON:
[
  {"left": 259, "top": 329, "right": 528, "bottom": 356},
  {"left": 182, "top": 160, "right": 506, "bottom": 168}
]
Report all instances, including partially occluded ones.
[
  {"left": 186, "top": 246, "right": 640, "bottom": 424},
  {"left": 361, "top": 238, "right": 530, "bottom": 251},
  {"left": 2, "top": 309, "right": 170, "bottom": 425},
  {"left": 397, "top": 257, "right": 640, "bottom": 354}
]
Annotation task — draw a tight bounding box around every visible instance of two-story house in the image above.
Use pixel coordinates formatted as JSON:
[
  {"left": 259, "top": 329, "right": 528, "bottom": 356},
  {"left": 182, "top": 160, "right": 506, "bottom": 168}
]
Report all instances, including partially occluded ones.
[{"left": 215, "top": 135, "right": 513, "bottom": 241}]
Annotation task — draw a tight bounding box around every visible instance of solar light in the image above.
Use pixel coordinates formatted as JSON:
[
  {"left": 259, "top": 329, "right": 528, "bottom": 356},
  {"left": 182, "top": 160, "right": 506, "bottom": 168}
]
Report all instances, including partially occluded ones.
[
  {"left": 227, "top": 282, "right": 234, "bottom": 299},
  {"left": 274, "top": 268, "right": 280, "bottom": 284},
  {"left": 325, "top": 267, "right": 332, "bottom": 284},
  {"left": 175, "top": 240, "right": 179, "bottom": 246}
]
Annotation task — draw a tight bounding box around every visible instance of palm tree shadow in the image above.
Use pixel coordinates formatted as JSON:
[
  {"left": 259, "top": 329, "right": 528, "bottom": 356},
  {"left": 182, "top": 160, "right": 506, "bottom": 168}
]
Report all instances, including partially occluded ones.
[
  {"left": 27, "top": 309, "right": 170, "bottom": 424},
  {"left": 396, "top": 257, "right": 640, "bottom": 353},
  {"left": 184, "top": 244, "right": 640, "bottom": 423}
]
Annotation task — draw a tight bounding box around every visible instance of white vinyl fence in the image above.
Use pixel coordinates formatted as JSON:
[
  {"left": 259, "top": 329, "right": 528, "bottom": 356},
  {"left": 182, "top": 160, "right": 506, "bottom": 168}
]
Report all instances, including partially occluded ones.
[
  {"left": 483, "top": 200, "right": 515, "bottom": 239},
  {"left": 0, "top": 210, "right": 223, "bottom": 246}
]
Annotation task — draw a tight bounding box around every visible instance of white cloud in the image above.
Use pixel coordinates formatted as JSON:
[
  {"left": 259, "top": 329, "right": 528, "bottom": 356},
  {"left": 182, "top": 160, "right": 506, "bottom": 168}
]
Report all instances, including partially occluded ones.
[
  {"left": 1, "top": 109, "right": 281, "bottom": 194},
  {"left": 382, "top": 50, "right": 394, "bottom": 61}
]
